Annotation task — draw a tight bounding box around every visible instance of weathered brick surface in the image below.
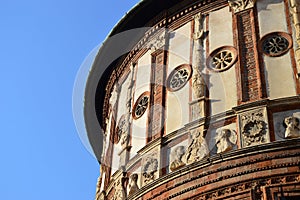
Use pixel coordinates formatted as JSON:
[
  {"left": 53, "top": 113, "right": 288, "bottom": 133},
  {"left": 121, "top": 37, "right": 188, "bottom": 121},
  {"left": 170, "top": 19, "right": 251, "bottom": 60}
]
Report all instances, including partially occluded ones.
[
  {"left": 236, "top": 10, "right": 260, "bottom": 102},
  {"left": 148, "top": 52, "right": 166, "bottom": 141},
  {"left": 137, "top": 146, "right": 300, "bottom": 200}
]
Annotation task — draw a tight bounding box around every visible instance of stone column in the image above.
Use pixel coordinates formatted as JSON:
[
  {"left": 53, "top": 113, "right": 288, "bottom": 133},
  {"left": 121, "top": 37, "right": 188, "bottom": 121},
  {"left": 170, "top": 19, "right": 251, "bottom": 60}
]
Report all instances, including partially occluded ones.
[
  {"left": 290, "top": 0, "right": 300, "bottom": 76},
  {"left": 118, "top": 63, "right": 136, "bottom": 167},
  {"left": 190, "top": 13, "right": 207, "bottom": 121}
]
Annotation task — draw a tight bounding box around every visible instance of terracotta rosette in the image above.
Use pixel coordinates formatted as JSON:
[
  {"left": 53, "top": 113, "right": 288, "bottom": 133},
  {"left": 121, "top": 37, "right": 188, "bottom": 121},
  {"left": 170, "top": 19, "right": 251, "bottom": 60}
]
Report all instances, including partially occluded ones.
[
  {"left": 259, "top": 31, "right": 293, "bottom": 57},
  {"left": 206, "top": 46, "right": 238, "bottom": 72},
  {"left": 132, "top": 91, "right": 150, "bottom": 120},
  {"left": 166, "top": 64, "right": 193, "bottom": 92}
]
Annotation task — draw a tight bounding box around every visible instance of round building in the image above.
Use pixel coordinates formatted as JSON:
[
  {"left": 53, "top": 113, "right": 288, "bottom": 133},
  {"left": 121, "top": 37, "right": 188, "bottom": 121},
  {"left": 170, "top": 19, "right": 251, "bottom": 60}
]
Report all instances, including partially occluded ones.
[{"left": 84, "top": 0, "right": 300, "bottom": 199}]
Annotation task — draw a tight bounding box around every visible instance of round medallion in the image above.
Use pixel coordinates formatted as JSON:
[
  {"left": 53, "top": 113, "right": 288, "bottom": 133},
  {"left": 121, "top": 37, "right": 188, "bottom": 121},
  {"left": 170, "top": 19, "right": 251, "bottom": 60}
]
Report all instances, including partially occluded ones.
[
  {"left": 132, "top": 92, "right": 150, "bottom": 119},
  {"left": 260, "top": 32, "right": 292, "bottom": 57},
  {"left": 167, "top": 64, "right": 192, "bottom": 92},
  {"left": 207, "top": 46, "right": 237, "bottom": 72}
]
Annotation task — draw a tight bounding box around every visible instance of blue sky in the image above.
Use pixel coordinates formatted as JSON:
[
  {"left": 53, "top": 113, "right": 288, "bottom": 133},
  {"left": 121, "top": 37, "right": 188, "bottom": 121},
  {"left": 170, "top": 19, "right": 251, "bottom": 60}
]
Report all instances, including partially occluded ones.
[{"left": 0, "top": 0, "right": 139, "bottom": 199}]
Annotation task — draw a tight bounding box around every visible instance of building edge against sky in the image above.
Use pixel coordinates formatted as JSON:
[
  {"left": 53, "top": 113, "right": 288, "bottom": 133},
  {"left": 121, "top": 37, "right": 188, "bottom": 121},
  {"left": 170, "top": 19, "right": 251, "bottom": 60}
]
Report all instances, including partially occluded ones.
[{"left": 84, "top": 0, "right": 300, "bottom": 199}]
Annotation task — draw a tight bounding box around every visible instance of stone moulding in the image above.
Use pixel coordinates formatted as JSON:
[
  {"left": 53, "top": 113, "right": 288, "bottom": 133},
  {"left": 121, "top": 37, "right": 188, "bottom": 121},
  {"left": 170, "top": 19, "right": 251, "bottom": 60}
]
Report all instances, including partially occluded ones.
[
  {"left": 228, "top": 0, "right": 257, "bottom": 13},
  {"left": 105, "top": 97, "right": 300, "bottom": 197},
  {"left": 239, "top": 107, "right": 270, "bottom": 147},
  {"left": 126, "top": 139, "right": 300, "bottom": 200}
]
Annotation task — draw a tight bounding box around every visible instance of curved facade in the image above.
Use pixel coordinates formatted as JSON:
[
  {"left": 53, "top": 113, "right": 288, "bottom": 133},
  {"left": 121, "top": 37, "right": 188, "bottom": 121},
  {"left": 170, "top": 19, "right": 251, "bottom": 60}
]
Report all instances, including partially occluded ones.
[{"left": 85, "top": 0, "right": 300, "bottom": 199}]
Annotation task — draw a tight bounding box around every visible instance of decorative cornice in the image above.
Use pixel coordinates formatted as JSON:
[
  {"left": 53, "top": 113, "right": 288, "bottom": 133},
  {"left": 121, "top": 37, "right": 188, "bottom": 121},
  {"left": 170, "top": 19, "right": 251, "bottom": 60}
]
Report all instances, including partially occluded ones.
[
  {"left": 126, "top": 139, "right": 300, "bottom": 199},
  {"left": 228, "top": 0, "right": 256, "bottom": 13}
]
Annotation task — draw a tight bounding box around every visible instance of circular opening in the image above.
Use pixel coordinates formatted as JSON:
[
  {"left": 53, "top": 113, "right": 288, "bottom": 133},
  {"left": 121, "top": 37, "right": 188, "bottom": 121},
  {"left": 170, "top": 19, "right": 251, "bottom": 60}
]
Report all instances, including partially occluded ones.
[
  {"left": 260, "top": 32, "right": 292, "bottom": 57},
  {"left": 132, "top": 92, "right": 150, "bottom": 119},
  {"left": 207, "top": 46, "right": 237, "bottom": 72},
  {"left": 167, "top": 64, "right": 192, "bottom": 92}
]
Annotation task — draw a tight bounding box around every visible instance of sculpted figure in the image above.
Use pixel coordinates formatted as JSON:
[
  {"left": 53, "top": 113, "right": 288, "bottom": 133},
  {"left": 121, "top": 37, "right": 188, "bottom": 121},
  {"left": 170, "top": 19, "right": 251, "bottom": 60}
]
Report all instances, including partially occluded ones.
[
  {"left": 284, "top": 116, "right": 300, "bottom": 138},
  {"left": 215, "top": 129, "right": 237, "bottom": 154},
  {"left": 127, "top": 174, "right": 139, "bottom": 196},
  {"left": 142, "top": 157, "right": 158, "bottom": 184},
  {"left": 170, "top": 146, "right": 186, "bottom": 171},
  {"left": 116, "top": 117, "right": 130, "bottom": 149},
  {"left": 192, "top": 73, "right": 205, "bottom": 98},
  {"left": 185, "top": 131, "right": 209, "bottom": 164},
  {"left": 228, "top": 0, "right": 256, "bottom": 13},
  {"left": 290, "top": 0, "right": 300, "bottom": 44},
  {"left": 113, "top": 177, "right": 127, "bottom": 200}
]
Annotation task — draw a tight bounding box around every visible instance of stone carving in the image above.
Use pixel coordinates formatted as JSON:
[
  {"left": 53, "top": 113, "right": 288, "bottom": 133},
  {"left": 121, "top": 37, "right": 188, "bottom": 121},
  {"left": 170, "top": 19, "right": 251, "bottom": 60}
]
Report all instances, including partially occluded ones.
[
  {"left": 215, "top": 129, "right": 237, "bottom": 154},
  {"left": 149, "top": 33, "right": 166, "bottom": 52},
  {"left": 133, "top": 94, "right": 149, "bottom": 119},
  {"left": 170, "top": 146, "right": 186, "bottom": 171},
  {"left": 127, "top": 174, "right": 139, "bottom": 196},
  {"left": 207, "top": 46, "right": 237, "bottom": 72},
  {"left": 95, "top": 176, "right": 101, "bottom": 200},
  {"left": 192, "top": 13, "right": 206, "bottom": 99},
  {"left": 228, "top": 0, "right": 256, "bottom": 13},
  {"left": 261, "top": 32, "right": 291, "bottom": 57},
  {"left": 113, "top": 176, "right": 127, "bottom": 200},
  {"left": 97, "top": 191, "right": 106, "bottom": 200},
  {"left": 169, "top": 68, "right": 190, "bottom": 91},
  {"left": 192, "top": 73, "right": 206, "bottom": 99},
  {"left": 185, "top": 130, "right": 209, "bottom": 164},
  {"left": 167, "top": 64, "right": 192, "bottom": 92},
  {"left": 142, "top": 156, "right": 158, "bottom": 184},
  {"left": 95, "top": 168, "right": 106, "bottom": 200},
  {"left": 240, "top": 109, "right": 268, "bottom": 147},
  {"left": 193, "top": 13, "right": 204, "bottom": 40},
  {"left": 116, "top": 116, "right": 129, "bottom": 148},
  {"left": 118, "top": 65, "right": 136, "bottom": 166},
  {"left": 109, "top": 85, "right": 119, "bottom": 107},
  {"left": 290, "top": 0, "right": 300, "bottom": 68},
  {"left": 284, "top": 116, "right": 300, "bottom": 138}
]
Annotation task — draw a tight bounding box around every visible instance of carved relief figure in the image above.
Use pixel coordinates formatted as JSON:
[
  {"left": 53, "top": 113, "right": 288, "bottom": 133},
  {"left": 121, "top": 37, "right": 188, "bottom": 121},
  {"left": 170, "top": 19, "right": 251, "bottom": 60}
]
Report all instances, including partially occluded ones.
[
  {"left": 192, "top": 73, "right": 206, "bottom": 99},
  {"left": 215, "top": 129, "right": 237, "bottom": 154},
  {"left": 240, "top": 110, "right": 268, "bottom": 147},
  {"left": 127, "top": 174, "right": 139, "bottom": 196},
  {"left": 116, "top": 116, "right": 130, "bottom": 149},
  {"left": 192, "top": 12, "right": 206, "bottom": 99},
  {"left": 113, "top": 177, "right": 127, "bottom": 200},
  {"left": 228, "top": 0, "right": 256, "bottom": 13},
  {"left": 142, "top": 156, "right": 158, "bottom": 184},
  {"left": 284, "top": 116, "right": 300, "bottom": 138},
  {"left": 98, "top": 191, "right": 106, "bottom": 200},
  {"left": 149, "top": 33, "right": 166, "bottom": 52},
  {"left": 109, "top": 85, "right": 119, "bottom": 107},
  {"left": 185, "top": 130, "right": 209, "bottom": 164},
  {"left": 193, "top": 13, "right": 204, "bottom": 40},
  {"left": 170, "top": 146, "right": 186, "bottom": 171}
]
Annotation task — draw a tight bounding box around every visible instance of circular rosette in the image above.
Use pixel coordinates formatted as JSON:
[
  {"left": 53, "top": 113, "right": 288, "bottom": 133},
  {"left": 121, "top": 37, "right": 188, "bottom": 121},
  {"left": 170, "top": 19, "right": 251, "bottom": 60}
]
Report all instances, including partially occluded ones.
[
  {"left": 167, "top": 64, "right": 192, "bottom": 92},
  {"left": 207, "top": 46, "right": 237, "bottom": 72},
  {"left": 260, "top": 32, "right": 292, "bottom": 57},
  {"left": 132, "top": 92, "right": 150, "bottom": 119}
]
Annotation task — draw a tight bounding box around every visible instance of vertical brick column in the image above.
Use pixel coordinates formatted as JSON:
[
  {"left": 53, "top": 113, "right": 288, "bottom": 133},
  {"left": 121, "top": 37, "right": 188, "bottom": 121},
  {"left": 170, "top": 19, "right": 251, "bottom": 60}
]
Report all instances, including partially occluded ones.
[
  {"left": 148, "top": 50, "right": 167, "bottom": 142},
  {"left": 234, "top": 7, "right": 266, "bottom": 103},
  {"left": 148, "top": 49, "right": 167, "bottom": 142}
]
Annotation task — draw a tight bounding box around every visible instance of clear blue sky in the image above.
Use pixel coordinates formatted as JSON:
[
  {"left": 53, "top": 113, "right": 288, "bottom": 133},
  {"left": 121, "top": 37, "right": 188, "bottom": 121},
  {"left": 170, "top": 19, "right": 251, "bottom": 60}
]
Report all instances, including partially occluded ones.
[{"left": 0, "top": 1, "right": 139, "bottom": 199}]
